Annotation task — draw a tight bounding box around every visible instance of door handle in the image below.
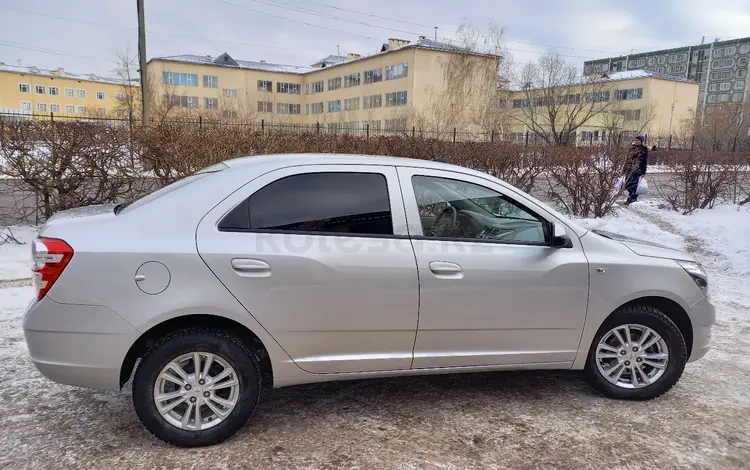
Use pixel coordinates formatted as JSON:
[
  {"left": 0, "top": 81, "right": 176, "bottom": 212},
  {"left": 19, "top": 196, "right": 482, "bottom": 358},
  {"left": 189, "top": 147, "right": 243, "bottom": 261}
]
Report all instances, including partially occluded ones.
[
  {"left": 231, "top": 258, "right": 271, "bottom": 277},
  {"left": 429, "top": 261, "right": 463, "bottom": 279}
]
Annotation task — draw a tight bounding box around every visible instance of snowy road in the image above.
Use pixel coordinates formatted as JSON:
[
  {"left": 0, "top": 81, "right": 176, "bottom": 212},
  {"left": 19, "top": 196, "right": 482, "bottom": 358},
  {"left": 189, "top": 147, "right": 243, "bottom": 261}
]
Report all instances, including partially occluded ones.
[{"left": 1, "top": 202, "right": 749, "bottom": 469}]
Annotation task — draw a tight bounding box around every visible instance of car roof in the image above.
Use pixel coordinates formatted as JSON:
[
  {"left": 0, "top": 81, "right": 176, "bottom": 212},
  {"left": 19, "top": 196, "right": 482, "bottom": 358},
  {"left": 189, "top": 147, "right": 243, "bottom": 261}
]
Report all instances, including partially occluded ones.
[{"left": 222, "top": 153, "right": 469, "bottom": 173}]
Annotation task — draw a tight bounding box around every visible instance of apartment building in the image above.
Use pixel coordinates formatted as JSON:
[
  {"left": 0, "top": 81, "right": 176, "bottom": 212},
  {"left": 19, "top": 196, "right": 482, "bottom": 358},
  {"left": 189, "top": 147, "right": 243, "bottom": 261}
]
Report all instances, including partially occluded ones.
[
  {"left": 0, "top": 63, "right": 135, "bottom": 118},
  {"left": 584, "top": 37, "right": 750, "bottom": 135},
  {"left": 147, "top": 37, "right": 500, "bottom": 131},
  {"left": 508, "top": 70, "right": 699, "bottom": 144}
]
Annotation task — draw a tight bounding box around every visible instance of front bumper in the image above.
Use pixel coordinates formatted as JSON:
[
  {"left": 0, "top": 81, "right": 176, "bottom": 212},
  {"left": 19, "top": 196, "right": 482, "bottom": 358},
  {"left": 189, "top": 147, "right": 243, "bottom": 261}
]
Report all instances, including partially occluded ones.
[
  {"left": 23, "top": 298, "right": 139, "bottom": 391},
  {"left": 688, "top": 296, "right": 715, "bottom": 363}
]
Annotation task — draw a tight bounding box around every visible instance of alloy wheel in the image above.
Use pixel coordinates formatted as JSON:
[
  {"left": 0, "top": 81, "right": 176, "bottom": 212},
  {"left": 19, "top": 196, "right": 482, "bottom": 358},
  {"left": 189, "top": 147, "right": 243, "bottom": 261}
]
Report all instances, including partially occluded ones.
[{"left": 595, "top": 324, "right": 669, "bottom": 389}]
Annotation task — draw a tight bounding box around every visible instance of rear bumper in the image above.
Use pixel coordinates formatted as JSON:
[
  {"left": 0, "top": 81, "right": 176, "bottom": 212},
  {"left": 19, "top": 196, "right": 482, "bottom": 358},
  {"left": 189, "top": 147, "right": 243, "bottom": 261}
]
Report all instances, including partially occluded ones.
[
  {"left": 23, "top": 298, "right": 139, "bottom": 391},
  {"left": 688, "top": 296, "right": 715, "bottom": 363}
]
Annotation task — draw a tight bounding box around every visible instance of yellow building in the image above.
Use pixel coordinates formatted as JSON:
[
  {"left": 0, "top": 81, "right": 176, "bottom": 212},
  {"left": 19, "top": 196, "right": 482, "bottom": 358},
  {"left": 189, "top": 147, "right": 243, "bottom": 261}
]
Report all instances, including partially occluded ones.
[
  {"left": 507, "top": 70, "right": 699, "bottom": 144},
  {"left": 147, "top": 37, "right": 500, "bottom": 131},
  {"left": 0, "top": 63, "right": 135, "bottom": 119}
]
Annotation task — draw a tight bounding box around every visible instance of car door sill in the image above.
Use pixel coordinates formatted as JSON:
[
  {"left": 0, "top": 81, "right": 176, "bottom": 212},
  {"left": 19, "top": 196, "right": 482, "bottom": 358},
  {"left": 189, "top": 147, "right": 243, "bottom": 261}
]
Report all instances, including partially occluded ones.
[{"left": 309, "top": 361, "right": 574, "bottom": 376}]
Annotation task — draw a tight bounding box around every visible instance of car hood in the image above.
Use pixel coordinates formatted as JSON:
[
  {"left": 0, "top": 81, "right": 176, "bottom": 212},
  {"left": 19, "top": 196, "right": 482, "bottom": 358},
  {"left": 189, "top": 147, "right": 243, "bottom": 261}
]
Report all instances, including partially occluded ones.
[{"left": 592, "top": 230, "right": 696, "bottom": 262}]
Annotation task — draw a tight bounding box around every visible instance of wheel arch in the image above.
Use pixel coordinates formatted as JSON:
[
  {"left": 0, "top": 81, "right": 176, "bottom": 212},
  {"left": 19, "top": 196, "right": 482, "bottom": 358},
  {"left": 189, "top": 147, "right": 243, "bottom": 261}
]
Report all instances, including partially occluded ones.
[
  {"left": 120, "top": 314, "right": 273, "bottom": 390},
  {"left": 618, "top": 296, "right": 693, "bottom": 358}
]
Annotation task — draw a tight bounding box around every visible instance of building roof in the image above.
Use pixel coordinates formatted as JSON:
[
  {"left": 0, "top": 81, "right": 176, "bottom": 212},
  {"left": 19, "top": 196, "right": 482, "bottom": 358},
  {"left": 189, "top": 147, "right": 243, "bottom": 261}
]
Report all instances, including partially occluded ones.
[
  {"left": 150, "top": 39, "right": 500, "bottom": 76},
  {"left": 584, "top": 36, "right": 750, "bottom": 65},
  {"left": 0, "top": 63, "right": 135, "bottom": 85},
  {"left": 599, "top": 70, "right": 698, "bottom": 84}
]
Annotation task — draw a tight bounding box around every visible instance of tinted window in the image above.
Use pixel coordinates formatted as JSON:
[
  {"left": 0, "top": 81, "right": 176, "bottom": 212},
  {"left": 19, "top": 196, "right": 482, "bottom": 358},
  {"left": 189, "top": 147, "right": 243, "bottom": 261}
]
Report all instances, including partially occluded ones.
[
  {"left": 412, "top": 175, "right": 547, "bottom": 244},
  {"left": 219, "top": 172, "right": 393, "bottom": 235}
]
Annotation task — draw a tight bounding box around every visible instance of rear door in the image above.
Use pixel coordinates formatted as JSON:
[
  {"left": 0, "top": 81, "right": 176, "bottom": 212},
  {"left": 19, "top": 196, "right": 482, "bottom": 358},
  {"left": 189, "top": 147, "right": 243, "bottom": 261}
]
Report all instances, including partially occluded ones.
[{"left": 196, "top": 164, "right": 419, "bottom": 373}]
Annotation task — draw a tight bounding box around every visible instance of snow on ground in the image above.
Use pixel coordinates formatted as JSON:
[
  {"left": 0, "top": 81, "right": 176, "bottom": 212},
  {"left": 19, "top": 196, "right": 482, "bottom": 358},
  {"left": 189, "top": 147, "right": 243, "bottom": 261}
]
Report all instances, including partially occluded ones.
[
  {"left": 0, "top": 226, "right": 36, "bottom": 281},
  {"left": 1, "top": 202, "right": 749, "bottom": 469}
]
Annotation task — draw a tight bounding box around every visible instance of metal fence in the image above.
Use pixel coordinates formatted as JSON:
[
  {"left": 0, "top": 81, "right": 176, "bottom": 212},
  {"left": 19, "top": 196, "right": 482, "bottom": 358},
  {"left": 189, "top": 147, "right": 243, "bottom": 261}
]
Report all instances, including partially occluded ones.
[{"left": 2, "top": 111, "right": 749, "bottom": 151}]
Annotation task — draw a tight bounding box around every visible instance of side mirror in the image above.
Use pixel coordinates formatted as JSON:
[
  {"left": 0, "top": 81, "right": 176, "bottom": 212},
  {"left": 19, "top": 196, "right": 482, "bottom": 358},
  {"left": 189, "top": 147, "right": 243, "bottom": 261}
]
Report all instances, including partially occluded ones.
[{"left": 552, "top": 222, "right": 573, "bottom": 248}]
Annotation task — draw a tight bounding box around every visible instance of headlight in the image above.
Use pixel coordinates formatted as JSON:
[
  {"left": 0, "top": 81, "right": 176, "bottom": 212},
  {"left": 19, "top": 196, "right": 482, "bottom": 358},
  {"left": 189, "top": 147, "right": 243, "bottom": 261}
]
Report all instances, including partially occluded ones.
[{"left": 676, "top": 260, "right": 709, "bottom": 296}]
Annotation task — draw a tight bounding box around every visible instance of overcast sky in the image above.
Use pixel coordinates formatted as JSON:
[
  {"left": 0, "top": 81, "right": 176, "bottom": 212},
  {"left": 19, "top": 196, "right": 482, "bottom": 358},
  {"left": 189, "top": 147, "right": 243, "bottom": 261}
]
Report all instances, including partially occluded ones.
[{"left": 1, "top": 0, "right": 749, "bottom": 78}]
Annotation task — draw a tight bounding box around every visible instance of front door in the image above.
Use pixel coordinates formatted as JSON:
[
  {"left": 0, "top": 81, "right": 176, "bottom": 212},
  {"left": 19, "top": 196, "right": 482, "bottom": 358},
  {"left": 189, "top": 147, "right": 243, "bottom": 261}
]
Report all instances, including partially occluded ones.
[
  {"left": 397, "top": 167, "right": 589, "bottom": 369},
  {"left": 197, "top": 165, "right": 419, "bottom": 373}
]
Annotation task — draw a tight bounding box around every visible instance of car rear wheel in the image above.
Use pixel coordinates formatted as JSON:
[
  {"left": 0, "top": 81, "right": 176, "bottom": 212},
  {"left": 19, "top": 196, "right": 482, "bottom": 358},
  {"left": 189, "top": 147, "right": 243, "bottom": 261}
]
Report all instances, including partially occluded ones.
[
  {"left": 133, "top": 328, "right": 261, "bottom": 447},
  {"left": 584, "top": 305, "right": 687, "bottom": 400}
]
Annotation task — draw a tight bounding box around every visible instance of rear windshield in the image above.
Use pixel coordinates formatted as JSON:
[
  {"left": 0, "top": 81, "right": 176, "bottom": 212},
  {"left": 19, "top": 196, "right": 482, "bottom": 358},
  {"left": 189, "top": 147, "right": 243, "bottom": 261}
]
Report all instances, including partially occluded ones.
[{"left": 117, "top": 163, "right": 227, "bottom": 215}]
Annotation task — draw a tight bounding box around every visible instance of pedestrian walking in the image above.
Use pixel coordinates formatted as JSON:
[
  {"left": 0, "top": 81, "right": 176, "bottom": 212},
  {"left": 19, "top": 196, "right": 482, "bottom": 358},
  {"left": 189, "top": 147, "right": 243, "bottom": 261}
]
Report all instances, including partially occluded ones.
[{"left": 623, "top": 135, "right": 648, "bottom": 205}]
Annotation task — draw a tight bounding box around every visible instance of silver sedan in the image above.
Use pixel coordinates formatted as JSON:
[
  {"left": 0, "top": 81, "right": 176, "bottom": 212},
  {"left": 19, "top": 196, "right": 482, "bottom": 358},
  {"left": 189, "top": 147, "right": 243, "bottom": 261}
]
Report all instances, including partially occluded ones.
[{"left": 23, "top": 154, "right": 714, "bottom": 447}]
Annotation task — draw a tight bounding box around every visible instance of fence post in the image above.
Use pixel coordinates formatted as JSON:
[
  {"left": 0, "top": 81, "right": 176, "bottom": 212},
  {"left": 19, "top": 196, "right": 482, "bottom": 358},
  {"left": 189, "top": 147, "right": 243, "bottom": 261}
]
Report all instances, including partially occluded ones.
[
  {"left": 199, "top": 116, "right": 202, "bottom": 129},
  {"left": 412, "top": 126, "right": 415, "bottom": 137},
  {"left": 525, "top": 131, "right": 529, "bottom": 147},
  {"left": 733, "top": 136, "right": 737, "bottom": 152},
  {"left": 691, "top": 135, "right": 695, "bottom": 151},
  {"left": 491, "top": 129, "right": 495, "bottom": 143},
  {"left": 50, "top": 111, "right": 54, "bottom": 123},
  {"left": 667, "top": 135, "right": 672, "bottom": 150},
  {"left": 316, "top": 121, "right": 320, "bottom": 134},
  {"left": 453, "top": 128, "right": 457, "bottom": 143},
  {"left": 261, "top": 119, "right": 264, "bottom": 131},
  {"left": 644, "top": 133, "right": 648, "bottom": 145},
  {"left": 366, "top": 123, "right": 369, "bottom": 139}
]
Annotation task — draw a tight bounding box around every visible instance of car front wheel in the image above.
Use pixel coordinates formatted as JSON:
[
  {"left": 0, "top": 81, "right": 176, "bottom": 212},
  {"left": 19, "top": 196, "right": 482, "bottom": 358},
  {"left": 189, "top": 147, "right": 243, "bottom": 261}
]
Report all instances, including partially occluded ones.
[
  {"left": 133, "top": 328, "right": 261, "bottom": 447},
  {"left": 584, "top": 305, "right": 688, "bottom": 400}
]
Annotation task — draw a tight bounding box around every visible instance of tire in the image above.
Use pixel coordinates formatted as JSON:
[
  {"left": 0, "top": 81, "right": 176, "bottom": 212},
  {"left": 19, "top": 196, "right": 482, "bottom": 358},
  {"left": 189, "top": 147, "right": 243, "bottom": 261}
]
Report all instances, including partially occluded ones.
[
  {"left": 584, "top": 304, "right": 687, "bottom": 400},
  {"left": 133, "top": 328, "right": 261, "bottom": 447}
]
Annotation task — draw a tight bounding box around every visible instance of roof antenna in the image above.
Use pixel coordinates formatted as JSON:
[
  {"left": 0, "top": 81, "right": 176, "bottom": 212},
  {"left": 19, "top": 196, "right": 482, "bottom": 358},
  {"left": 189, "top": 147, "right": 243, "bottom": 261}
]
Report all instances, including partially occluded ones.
[{"left": 337, "top": 44, "right": 340, "bottom": 55}]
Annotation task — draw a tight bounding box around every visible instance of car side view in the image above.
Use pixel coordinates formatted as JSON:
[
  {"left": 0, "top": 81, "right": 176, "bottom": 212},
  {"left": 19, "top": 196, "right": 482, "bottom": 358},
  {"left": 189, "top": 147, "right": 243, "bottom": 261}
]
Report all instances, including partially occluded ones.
[{"left": 23, "top": 154, "right": 714, "bottom": 447}]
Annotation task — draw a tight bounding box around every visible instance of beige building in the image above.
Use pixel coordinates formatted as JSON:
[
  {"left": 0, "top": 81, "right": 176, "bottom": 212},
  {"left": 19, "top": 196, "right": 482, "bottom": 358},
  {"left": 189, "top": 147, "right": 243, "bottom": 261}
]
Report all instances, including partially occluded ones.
[
  {"left": 147, "top": 38, "right": 500, "bottom": 132},
  {"left": 0, "top": 63, "right": 135, "bottom": 119},
  {"left": 508, "top": 70, "right": 699, "bottom": 144}
]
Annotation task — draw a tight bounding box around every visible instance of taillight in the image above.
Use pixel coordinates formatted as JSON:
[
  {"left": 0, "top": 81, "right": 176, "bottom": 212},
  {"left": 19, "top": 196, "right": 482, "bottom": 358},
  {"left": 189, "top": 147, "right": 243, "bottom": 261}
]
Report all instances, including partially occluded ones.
[{"left": 31, "top": 237, "right": 74, "bottom": 301}]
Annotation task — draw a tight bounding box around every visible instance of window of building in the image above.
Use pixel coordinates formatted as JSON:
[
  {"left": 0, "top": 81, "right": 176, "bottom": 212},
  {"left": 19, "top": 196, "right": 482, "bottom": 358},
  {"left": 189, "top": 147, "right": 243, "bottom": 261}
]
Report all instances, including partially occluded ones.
[
  {"left": 20, "top": 101, "right": 31, "bottom": 112},
  {"left": 385, "top": 91, "right": 408, "bottom": 107},
  {"left": 719, "top": 82, "right": 732, "bottom": 91},
  {"left": 219, "top": 88, "right": 236, "bottom": 98},
  {"left": 19, "top": 83, "right": 29, "bottom": 93},
  {"left": 647, "top": 57, "right": 656, "bottom": 66},
  {"left": 738, "top": 57, "right": 749, "bottom": 67},
  {"left": 48, "top": 86, "right": 59, "bottom": 96},
  {"left": 584, "top": 91, "right": 608, "bottom": 102},
  {"left": 305, "top": 104, "right": 309, "bottom": 115},
  {"left": 712, "top": 59, "right": 735, "bottom": 68},
  {"left": 344, "top": 97, "right": 360, "bottom": 111},
  {"left": 222, "top": 110, "right": 238, "bottom": 119},
  {"left": 162, "top": 72, "right": 198, "bottom": 86},
  {"left": 77, "top": 89, "right": 86, "bottom": 98},
  {"left": 258, "top": 101, "right": 273, "bottom": 113},
  {"left": 311, "top": 102, "right": 324, "bottom": 114},
  {"left": 328, "top": 77, "right": 341, "bottom": 90},
  {"left": 718, "top": 93, "right": 730, "bottom": 102},
  {"left": 277, "top": 103, "right": 301, "bottom": 114},
  {"left": 203, "top": 75, "right": 218, "bottom": 88},
  {"left": 205, "top": 97, "right": 219, "bottom": 109},
  {"left": 734, "top": 80, "right": 745, "bottom": 91},
  {"left": 614, "top": 109, "right": 641, "bottom": 121},
  {"left": 739, "top": 44, "right": 750, "bottom": 55},
  {"left": 50, "top": 104, "right": 60, "bottom": 113},
  {"left": 164, "top": 95, "right": 199, "bottom": 108},
  {"left": 732, "top": 92, "right": 744, "bottom": 102},
  {"left": 36, "top": 103, "right": 47, "bottom": 112},
  {"left": 64, "top": 88, "right": 74, "bottom": 97},
  {"left": 115, "top": 92, "right": 126, "bottom": 100},
  {"left": 310, "top": 80, "right": 324, "bottom": 93},
  {"left": 738, "top": 69, "right": 748, "bottom": 79},
  {"left": 77, "top": 106, "right": 87, "bottom": 114},
  {"left": 364, "top": 68, "right": 382, "bottom": 84},
  {"left": 668, "top": 53, "right": 688, "bottom": 63},
  {"left": 96, "top": 91, "right": 105, "bottom": 100},
  {"left": 35, "top": 85, "right": 46, "bottom": 94},
  {"left": 628, "top": 58, "right": 646, "bottom": 68},
  {"left": 615, "top": 88, "right": 643, "bottom": 100},
  {"left": 65, "top": 105, "right": 75, "bottom": 114},
  {"left": 512, "top": 99, "right": 530, "bottom": 108},
  {"left": 344, "top": 73, "right": 361, "bottom": 88},
  {"left": 385, "top": 62, "right": 408, "bottom": 80},
  {"left": 97, "top": 108, "right": 106, "bottom": 116},
  {"left": 667, "top": 64, "right": 687, "bottom": 74},
  {"left": 411, "top": 175, "right": 546, "bottom": 243},
  {"left": 711, "top": 70, "right": 732, "bottom": 80},
  {"left": 383, "top": 118, "right": 407, "bottom": 131},
  {"left": 218, "top": 172, "right": 394, "bottom": 236},
  {"left": 277, "top": 82, "right": 300, "bottom": 94},
  {"left": 363, "top": 94, "right": 382, "bottom": 109},
  {"left": 257, "top": 80, "right": 273, "bottom": 92},
  {"left": 657, "top": 56, "right": 667, "bottom": 65},
  {"left": 327, "top": 100, "right": 341, "bottom": 112}
]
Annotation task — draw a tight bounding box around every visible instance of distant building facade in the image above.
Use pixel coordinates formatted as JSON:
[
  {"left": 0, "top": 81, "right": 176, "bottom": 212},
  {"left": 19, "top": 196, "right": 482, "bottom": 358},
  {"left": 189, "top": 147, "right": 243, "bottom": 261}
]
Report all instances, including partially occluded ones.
[
  {"left": 146, "top": 37, "right": 500, "bottom": 132},
  {"left": 584, "top": 37, "right": 750, "bottom": 135},
  {"left": 0, "top": 64, "right": 135, "bottom": 119}
]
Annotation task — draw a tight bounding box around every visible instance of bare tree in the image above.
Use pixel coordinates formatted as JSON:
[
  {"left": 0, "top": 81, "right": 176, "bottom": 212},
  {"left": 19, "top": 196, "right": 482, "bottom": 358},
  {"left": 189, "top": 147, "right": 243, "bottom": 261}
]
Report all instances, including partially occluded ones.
[
  {"left": 512, "top": 52, "right": 614, "bottom": 146},
  {"left": 600, "top": 100, "right": 658, "bottom": 147}
]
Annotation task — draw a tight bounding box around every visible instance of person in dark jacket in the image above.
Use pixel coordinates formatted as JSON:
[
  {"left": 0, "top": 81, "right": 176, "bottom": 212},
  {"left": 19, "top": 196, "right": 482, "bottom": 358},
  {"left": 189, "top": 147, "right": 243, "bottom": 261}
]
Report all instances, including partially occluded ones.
[{"left": 623, "top": 135, "right": 648, "bottom": 205}]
